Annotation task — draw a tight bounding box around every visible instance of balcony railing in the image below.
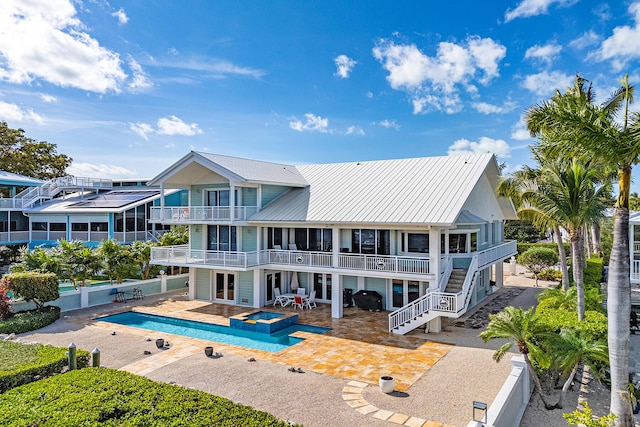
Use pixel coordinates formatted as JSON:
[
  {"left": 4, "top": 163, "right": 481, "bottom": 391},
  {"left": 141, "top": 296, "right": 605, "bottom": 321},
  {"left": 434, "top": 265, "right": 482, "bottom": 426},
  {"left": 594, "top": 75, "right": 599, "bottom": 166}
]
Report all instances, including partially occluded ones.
[
  {"left": 338, "top": 253, "right": 430, "bottom": 275},
  {"left": 261, "top": 250, "right": 333, "bottom": 268},
  {"left": 151, "top": 246, "right": 261, "bottom": 269},
  {"left": 0, "top": 231, "right": 29, "bottom": 243},
  {"left": 150, "top": 206, "right": 258, "bottom": 223},
  {"left": 476, "top": 240, "right": 517, "bottom": 269}
]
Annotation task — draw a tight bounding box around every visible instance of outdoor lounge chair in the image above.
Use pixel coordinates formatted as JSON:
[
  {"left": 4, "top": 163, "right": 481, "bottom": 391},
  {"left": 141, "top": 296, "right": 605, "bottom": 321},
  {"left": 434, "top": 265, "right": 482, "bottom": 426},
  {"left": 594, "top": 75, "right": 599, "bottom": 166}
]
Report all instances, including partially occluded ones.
[
  {"left": 304, "top": 290, "right": 317, "bottom": 309},
  {"left": 273, "top": 287, "right": 287, "bottom": 307}
]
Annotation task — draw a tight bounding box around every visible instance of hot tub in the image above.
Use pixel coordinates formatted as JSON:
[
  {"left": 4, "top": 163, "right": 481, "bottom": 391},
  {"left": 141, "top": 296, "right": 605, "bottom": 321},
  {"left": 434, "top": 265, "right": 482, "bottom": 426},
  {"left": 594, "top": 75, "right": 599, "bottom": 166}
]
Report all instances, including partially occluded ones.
[{"left": 229, "top": 311, "right": 299, "bottom": 334}]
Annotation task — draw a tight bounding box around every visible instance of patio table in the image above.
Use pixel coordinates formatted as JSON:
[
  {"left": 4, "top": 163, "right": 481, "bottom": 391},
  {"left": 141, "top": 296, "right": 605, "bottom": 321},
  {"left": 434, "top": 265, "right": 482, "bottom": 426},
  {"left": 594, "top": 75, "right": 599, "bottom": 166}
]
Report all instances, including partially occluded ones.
[{"left": 281, "top": 293, "right": 308, "bottom": 307}]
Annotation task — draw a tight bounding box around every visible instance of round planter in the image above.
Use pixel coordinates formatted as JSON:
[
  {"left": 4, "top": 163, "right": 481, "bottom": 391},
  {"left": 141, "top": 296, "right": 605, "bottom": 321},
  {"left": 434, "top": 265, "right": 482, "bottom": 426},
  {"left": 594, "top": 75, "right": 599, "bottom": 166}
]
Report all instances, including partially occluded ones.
[
  {"left": 155, "top": 338, "right": 165, "bottom": 349},
  {"left": 204, "top": 346, "right": 214, "bottom": 357},
  {"left": 379, "top": 376, "right": 395, "bottom": 394}
]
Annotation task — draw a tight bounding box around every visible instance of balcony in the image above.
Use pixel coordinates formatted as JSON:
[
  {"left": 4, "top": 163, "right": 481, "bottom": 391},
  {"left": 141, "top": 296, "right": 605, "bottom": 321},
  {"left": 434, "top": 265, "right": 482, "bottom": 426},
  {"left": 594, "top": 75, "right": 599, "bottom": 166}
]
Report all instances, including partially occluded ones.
[
  {"left": 151, "top": 246, "right": 261, "bottom": 269},
  {"left": 149, "top": 206, "right": 258, "bottom": 224},
  {"left": 338, "top": 253, "right": 430, "bottom": 275}
]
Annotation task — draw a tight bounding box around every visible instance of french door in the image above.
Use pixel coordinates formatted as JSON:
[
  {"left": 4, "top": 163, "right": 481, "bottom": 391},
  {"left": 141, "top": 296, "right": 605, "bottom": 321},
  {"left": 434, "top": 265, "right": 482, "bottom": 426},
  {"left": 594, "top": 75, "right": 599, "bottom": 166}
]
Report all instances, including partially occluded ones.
[
  {"left": 212, "top": 272, "right": 235, "bottom": 302},
  {"left": 313, "top": 273, "right": 332, "bottom": 303},
  {"left": 390, "top": 279, "right": 424, "bottom": 309},
  {"left": 265, "top": 272, "right": 282, "bottom": 304}
]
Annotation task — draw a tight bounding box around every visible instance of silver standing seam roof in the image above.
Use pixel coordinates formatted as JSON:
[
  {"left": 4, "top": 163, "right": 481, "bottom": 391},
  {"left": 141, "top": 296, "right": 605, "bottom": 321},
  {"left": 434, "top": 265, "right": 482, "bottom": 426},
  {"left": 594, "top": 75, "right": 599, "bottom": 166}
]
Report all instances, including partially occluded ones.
[{"left": 250, "top": 153, "right": 502, "bottom": 225}]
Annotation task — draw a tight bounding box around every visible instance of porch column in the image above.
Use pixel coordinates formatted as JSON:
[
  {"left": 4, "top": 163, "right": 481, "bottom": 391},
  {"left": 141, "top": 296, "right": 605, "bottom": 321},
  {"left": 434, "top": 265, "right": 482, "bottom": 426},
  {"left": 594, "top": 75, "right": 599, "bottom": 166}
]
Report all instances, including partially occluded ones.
[
  {"left": 160, "top": 182, "right": 165, "bottom": 220},
  {"left": 357, "top": 276, "right": 365, "bottom": 291},
  {"left": 229, "top": 183, "right": 236, "bottom": 220},
  {"left": 429, "top": 227, "right": 441, "bottom": 290},
  {"left": 253, "top": 270, "right": 261, "bottom": 308},
  {"left": 426, "top": 316, "right": 441, "bottom": 333},
  {"left": 188, "top": 268, "right": 196, "bottom": 300},
  {"left": 332, "top": 274, "right": 343, "bottom": 318},
  {"left": 257, "top": 186, "right": 262, "bottom": 209},
  {"left": 332, "top": 227, "right": 339, "bottom": 268},
  {"left": 494, "top": 261, "right": 504, "bottom": 289}
]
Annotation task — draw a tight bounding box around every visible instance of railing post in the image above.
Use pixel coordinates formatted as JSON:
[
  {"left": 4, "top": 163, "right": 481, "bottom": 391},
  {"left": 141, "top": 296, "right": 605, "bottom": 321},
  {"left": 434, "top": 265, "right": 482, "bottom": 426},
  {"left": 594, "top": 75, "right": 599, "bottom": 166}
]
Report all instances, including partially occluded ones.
[
  {"left": 92, "top": 348, "right": 101, "bottom": 367},
  {"left": 67, "top": 343, "right": 77, "bottom": 370}
]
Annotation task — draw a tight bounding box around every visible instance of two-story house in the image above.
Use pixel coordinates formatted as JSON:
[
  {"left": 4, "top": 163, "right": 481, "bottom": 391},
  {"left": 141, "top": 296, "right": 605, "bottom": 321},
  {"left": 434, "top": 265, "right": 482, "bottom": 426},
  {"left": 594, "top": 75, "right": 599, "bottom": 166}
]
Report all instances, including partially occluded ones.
[{"left": 148, "top": 151, "right": 517, "bottom": 334}]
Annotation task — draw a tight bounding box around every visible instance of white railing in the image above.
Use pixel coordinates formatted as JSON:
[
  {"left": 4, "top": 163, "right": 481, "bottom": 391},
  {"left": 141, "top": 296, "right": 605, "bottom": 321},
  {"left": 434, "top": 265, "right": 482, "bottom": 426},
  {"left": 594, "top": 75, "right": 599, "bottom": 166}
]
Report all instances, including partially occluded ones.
[
  {"left": 0, "top": 231, "right": 29, "bottom": 242},
  {"left": 338, "top": 253, "right": 430, "bottom": 275},
  {"left": 15, "top": 176, "right": 113, "bottom": 208},
  {"left": 456, "top": 256, "right": 479, "bottom": 313},
  {"left": 438, "top": 256, "right": 453, "bottom": 291},
  {"left": 388, "top": 290, "right": 457, "bottom": 331},
  {"left": 0, "top": 198, "right": 24, "bottom": 209},
  {"left": 70, "top": 231, "right": 89, "bottom": 241},
  {"left": 113, "top": 231, "right": 148, "bottom": 242},
  {"left": 150, "top": 206, "right": 258, "bottom": 222},
  {"left": 477, "top": 240, "right": 517, "bottom": 270},
  {"left": 261, "top": 249, "right": 333, "bottom": 268},
  {"left": 151, "top": 246, "right": 261, "bottom": 269}
]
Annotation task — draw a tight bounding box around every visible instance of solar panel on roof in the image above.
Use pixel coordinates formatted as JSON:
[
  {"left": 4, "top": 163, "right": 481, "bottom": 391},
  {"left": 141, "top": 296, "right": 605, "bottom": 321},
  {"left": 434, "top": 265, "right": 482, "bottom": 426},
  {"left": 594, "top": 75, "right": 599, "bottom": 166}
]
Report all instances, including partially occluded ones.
[{"left": 67, "top": 190, "right": 158, "bottom": 208}]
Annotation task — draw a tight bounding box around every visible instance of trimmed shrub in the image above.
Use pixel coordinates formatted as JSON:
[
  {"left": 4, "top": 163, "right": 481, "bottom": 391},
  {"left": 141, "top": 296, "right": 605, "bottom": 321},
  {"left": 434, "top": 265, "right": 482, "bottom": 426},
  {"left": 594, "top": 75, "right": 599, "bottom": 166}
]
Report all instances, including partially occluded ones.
[
  {"left": 0, "top": 368, "right": 296, "bottom": 426},
  {"left": 536, "top": 308, "right": 608, "bottom": 341},
  {"left": 519, "top": 247, "right": 559, "bottom": 286},
  {"left": 537, "top": 268, "right": 562, "bottom": 282},
  {"left": 0, "top": 341, "right": 90, "bottom": 393},
  {"left": 1, "top": 272, "right": 59, "bottom": 309},
  {"left": 0, "top": 306, "right": 60, "bottom": 334},
  {"left": 517, "top": 242, "right": 570, "bottom": 256}
]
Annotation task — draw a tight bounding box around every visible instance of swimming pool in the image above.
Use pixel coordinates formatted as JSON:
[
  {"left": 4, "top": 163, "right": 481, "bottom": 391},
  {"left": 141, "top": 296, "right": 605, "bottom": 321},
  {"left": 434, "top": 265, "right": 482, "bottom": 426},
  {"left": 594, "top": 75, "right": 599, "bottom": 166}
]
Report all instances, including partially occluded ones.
[{"left": 97, "top": 312, "right": 330, "bottom": 353}]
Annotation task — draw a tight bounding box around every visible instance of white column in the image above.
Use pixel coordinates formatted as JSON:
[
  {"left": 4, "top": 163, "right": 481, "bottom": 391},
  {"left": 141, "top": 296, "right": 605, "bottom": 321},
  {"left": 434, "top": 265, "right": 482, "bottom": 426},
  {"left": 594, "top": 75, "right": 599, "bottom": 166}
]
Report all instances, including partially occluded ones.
[
  {"left": 188, "top": 268, "right": 196, "bottom": 299},
  {"left": 257, "top": 185, "right": 262, "bottom": 209},
  {"left": 80, "top": 287, "right": 89, "bottom": 308},
  {"left": 229, "top": 183, "right": 236, "bottom": 220},
  {"left": 426, "top": 316, "right": 441, "bottom": 333},
  {"left": 332, "top": 227, "right": 339, "bottom": 268},
  {"left": 429, "top": 227, "right": 441, "bottom": 290},
  {"left": 357, "top": 276, "right": 365, "bottom": 291},
  {"left": 160, "top": 272, "right": 167, "bottom": 293},
  {"left": 494, "top": 261, "right": 504, "bottom": 289},
  {"left": 160, "top": 182, "right": 165, "bottom": 220},
  {"left": 253, "top": 270, "right": 262, "bottom": 308},
  {"left": 331, "top": 274, "right": 344, "bottom": 318}
]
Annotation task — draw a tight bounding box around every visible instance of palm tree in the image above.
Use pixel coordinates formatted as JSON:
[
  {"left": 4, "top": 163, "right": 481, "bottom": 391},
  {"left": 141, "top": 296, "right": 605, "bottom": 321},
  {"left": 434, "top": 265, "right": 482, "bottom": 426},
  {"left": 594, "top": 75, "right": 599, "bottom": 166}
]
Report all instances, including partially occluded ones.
[
  {"left": 498, "top": 162, "right": 571, "bottom": 289},
  {"left": 526, "top": 74, "right": 638, "bottom": 425},
  {"left": 98, "top": 239, "right": 134, "bottom": 284},
  {"left": 553, "top": 329, "right": 609, "bottom": 409},
  {"left": 518, "top": 158, "right": 610, "bottom": 320},
  {"left": 480, "top": 306, "right": 558, "bottom": 409}
]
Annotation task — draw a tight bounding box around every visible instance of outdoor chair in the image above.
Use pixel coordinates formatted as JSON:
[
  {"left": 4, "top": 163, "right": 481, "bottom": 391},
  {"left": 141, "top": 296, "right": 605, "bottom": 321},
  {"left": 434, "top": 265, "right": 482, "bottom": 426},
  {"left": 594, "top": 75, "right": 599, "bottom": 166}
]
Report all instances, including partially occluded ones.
[
  {"left": 273, "top": 287, "right": 287, "bottom": 307},
  {"left": 297, "top": 288, "right": 306, "bottom": 296},
  {"left": 304, "top": 290, "right": 317, "bottom": 309},
  {"left": 293, "top": 295, "right": 305, "bottom": 310}
]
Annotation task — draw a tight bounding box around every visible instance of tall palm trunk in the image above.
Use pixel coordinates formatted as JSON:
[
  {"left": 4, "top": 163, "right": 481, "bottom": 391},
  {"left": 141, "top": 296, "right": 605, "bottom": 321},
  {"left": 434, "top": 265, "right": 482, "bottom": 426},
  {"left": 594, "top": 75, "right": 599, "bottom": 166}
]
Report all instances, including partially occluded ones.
[
  {"left": 554, "top": 225, "right": 570, "bottom": 290},
  {"left": 522, "top": 351, "right": 557, "bottom": 410},
  {"left": 609, "top": 168, "right": 633, "bottom": 426},
  {"left": 591, "top": 223, "right": 601, "bottom": 256},
  {"left": 571, "top": 229, "right": 585, "bottom": 321}
]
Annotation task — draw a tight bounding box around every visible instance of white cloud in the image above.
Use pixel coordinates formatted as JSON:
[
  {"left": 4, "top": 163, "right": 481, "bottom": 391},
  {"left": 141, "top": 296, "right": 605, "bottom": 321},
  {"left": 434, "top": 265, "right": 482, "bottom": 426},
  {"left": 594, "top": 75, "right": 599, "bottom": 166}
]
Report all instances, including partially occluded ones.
[
  {"left": 505, "top": 0, "right": 577, "bottom": 22},
  {"left": 372, "top": 36, "right": 506, "bottom": 114},
  {"left": 129, "top": 122, "right": 154, "bottom": 141},
  {"left": 128, "top": 56, "right": 152, "bottom": 91},
  {"left": 153, "top": 57, "right": 266, "bottom": 79},
  {"left": 111, "top": 8, "right": 128, "bottom": 25},
  {"left": 334, "top": 54, "right": 357, "bottom": 78},
  {"left": 447, "top": 137, "right": 511, "bottom": 158},
  {"left": 39, "top": 93, "right": 58, "bottom": 103},
  {"left": 374, "top": 119, "right": 400, "bottom": 130},
  {"left": 591, "top": 2, "right": 640, "bottom": 71},
  {"left": 67, "top": 162, "right": 136, "bottom": 179},
  {"left": 0, "top": 100, "right": 43, "bottom": 123},
  {"left": 345, "top": 125, "right": 365, "bottom": 136},
  {"left": 511, "top": 121, "right": 532, "bottom": 140},
  {"left": 0, "top": 0, "right": 127, "bottom": 93},
  {"left": 289, "top": 113, "right": 329, "bottom": 133},
  {"left": 156, "top": 115, "right": 202, "bottom": 136},
  {"left": 471, "top": 101, "right": 516, "bottom": 114},
  {"left": 522, "top": 70, "right": 573, "bottom": 96},
  {"left": 569, "top": 31, "right": 600, "bottom": 49},
  {"left": 524, "top": 43, "right": 562, "bottom": 64}
]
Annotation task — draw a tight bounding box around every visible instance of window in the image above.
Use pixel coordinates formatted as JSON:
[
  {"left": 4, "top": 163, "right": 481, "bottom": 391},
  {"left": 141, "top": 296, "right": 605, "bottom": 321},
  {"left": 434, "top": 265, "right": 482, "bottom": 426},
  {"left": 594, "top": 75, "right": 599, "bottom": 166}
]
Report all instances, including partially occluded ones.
[
  {"left": 208, "top": 225, "right": 237, "bottom": 251},
  {"left": 442, "top": 231, "right": 478, "bottom": 253},
  {"left": 91, "top": 222, "right": 108, "bottom": 232},
  {"left": 32, "top": 222, "right": 47, "bottom": 231},
  {"left": 267, "top": 227, "right": 283, "bottom": 249},
  {"left": 50, "top": 223, "right": 66, "bottom": 231},
  {"left": 352, "top": 229, "right": 390, "bottom": 255},
  {"left": 71, "top": 223, "right": 88, "bottom": 231},
  {"left": 406, "top": 233, "right": 429, "bottom": 253}
]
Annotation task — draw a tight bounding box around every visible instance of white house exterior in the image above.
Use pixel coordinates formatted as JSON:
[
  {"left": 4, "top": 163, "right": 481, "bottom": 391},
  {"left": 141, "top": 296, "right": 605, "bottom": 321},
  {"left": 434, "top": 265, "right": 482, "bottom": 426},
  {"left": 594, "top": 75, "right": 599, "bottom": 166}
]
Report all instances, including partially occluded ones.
[{"left": 148, "top": 151, "right": 518, "bottom": 334}]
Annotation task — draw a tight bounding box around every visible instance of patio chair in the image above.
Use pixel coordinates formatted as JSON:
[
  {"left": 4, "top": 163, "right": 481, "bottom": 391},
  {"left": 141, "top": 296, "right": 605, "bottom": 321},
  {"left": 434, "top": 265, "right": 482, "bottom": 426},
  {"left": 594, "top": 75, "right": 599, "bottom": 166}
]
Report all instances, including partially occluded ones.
[
  {"left": 273, "top": 287, "right": 287, "bottom": 307},
  {"left": 297, "top": 288, "right": 306, "bottom": 296},
  {"left": 293, "top": 295, "right": 305, "bottom": 310},
  {"left": 304, "top": 290, "right": 317, "bottom": 309}
]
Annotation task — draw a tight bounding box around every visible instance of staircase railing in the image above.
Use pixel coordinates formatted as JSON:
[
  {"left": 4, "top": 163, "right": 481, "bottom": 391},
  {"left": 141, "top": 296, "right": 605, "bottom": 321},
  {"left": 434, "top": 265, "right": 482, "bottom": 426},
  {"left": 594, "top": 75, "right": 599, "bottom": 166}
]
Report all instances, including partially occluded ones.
[
  {"left": 438, "top": 256, "right": 453, "bottom": 292},
  {"left": 14, "top": 176, "right": 113, "bottom": 208},
  {"left": 456, "top": 255, "right": 478, "bottom": 314},
  {"left": 388, "top": 291, "right": 433, "bottom": 331}
]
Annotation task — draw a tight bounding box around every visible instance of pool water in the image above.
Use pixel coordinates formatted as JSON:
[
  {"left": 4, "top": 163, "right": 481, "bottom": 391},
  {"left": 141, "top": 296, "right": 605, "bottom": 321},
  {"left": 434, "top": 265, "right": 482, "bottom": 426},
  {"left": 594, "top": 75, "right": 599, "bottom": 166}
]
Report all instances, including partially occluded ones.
[
  {"left": 59, "top": 279, "right": 138, "bottom": 292},
  {"left": 246, "top": 311, "right": 284, "bottom": 321},
  {"left": 97, "top": 312, "right": 330, "bottom": 353}
]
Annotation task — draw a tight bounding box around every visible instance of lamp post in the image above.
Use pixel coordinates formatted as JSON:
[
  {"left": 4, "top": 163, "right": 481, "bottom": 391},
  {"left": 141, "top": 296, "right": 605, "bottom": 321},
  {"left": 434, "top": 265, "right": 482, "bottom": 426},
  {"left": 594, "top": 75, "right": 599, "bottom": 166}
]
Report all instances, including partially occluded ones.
[{"left": 472, "top": 401, "right": 487, "bottom": 425}]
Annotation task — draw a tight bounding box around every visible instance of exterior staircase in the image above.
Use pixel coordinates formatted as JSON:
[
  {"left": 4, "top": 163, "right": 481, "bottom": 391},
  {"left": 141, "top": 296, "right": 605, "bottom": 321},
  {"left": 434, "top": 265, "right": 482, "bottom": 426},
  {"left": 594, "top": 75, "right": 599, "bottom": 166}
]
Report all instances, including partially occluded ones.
[
  {"left": 444, "top": 269, "right": 467, "bottom": 293},
  {"left": 13, "top": 176, "right": 113, "bottom": 208}
]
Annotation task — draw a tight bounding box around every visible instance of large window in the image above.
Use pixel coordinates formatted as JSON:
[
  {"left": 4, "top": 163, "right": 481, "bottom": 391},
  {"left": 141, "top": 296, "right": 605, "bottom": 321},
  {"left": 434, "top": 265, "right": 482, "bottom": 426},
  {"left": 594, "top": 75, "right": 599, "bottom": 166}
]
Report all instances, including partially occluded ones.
[
  {"left": 402, "top": 233, "right": 429, "bottom": 253},
  {"left": 294, "top": 228, "right": 332, "bottom": 251},
  {"left": 267, "top": 227, "right": 283, "bottom": 249},
  {"left": 352, "top": 229, "right": 390, "bottom": 255},
  {"left": 71, "top": 223, "right": 88, "bottom": 231},
  {"left": 207, "top": 190, "right": 230, "bottom": 207},
  {"left": 91, "top": 222, "right": 108, "bottom": 232},
  {"left": 442, "top": 232, "right": 478, "bottom": 253},
  {"left": 208, "top": 225, "right": 237, "bottom": 251}
]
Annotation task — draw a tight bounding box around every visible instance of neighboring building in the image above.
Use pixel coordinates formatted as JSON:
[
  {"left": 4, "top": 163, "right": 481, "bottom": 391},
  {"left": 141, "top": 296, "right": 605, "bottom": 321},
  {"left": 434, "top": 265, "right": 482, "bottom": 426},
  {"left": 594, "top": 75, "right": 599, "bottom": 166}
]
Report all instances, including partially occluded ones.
[
  {"left": 0, "top": 170, "right": 43, "bottom": 246},
  {"left": 629, "top": 211, "right": 640, "bottom": 284},
  {"left": 0, "top": 174, "right": 184, "bottom": 248},
  {"left": 148, "top": 151, "right": 517, "bottom": 334}
]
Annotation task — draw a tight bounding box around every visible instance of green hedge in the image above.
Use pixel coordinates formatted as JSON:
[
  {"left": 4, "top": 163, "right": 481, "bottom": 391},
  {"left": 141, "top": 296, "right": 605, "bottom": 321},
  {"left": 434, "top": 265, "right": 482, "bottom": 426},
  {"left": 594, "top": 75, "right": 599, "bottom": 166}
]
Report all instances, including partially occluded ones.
[
  {"left": 536, "top": 309, "right": 608, "bottom": 341},
  {"left": 516, "top": 242, "right": 570, "bottom": 256},
  {"left": 0, "top": 368, "right": 296, "bottom": 426},
  {"left": 0, "top": 305, "right": 60, "bottom": 334},
  {"left": 0, "top": 341, "right": 90, "bottom": 393}
]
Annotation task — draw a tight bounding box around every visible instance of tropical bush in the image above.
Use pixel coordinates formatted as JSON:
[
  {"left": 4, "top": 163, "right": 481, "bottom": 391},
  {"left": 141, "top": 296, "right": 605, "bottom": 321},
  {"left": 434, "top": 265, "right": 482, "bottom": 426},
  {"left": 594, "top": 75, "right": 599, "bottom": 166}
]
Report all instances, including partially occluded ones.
[
  {"left": 537, "top": 268, "right": 562, "bottom": 281},
  {"left": 0, "top": 340, "right": 90, "bottom": 393},
  {"left": 0, "top": 306, "right": 60, "bottom": 334},
  {"left": 518, "top": 247, "right": 559, "bottom": 286},
  {"left": 1, "top": 271, "right": 59, "bottom": 309},
  {"left": 0, "top": 284, "right": 12, "bottom": 320},
  {"left": 0, "top": 368, "right": 295, "bottom": 426},
  {"left": 516, "top": 242, "right": 570, "bottom": 256}
]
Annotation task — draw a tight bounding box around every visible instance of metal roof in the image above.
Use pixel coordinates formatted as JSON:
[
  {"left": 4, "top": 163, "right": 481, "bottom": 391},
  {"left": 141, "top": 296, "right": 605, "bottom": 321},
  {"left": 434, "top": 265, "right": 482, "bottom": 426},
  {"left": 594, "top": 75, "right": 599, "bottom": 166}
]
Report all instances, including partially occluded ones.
[
  {"left": 147, "top": 151, "right": 308, "bottom": 188},
  {"left": 0, "top": 170, "right": 43, "bottom": 187},
  {"left": 251, "top": 153, "right": 507, "bottom": 225}
]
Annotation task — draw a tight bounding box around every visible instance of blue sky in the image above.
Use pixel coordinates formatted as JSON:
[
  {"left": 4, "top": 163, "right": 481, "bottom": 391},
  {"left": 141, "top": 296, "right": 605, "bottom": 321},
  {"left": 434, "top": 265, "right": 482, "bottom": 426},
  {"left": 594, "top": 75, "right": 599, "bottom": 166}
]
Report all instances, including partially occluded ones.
[{"left": 1, "top": 1, "right": 640, "bottom": 183}]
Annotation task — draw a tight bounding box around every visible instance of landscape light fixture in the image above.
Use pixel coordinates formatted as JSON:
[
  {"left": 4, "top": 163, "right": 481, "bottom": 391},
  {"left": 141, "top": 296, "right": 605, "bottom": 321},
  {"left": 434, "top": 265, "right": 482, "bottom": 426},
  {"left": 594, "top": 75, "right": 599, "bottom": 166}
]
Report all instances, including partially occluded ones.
[{"left": 472, "top": 401, "right": 487, "bottom": 424}]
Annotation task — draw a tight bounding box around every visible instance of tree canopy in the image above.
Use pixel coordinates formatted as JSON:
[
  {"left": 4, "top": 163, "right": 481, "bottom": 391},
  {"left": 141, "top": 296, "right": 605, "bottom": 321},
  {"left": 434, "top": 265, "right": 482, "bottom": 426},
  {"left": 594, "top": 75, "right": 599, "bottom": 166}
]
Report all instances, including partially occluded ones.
[{"left": 0, "top": 122, "right": 71, "bottom": 180}]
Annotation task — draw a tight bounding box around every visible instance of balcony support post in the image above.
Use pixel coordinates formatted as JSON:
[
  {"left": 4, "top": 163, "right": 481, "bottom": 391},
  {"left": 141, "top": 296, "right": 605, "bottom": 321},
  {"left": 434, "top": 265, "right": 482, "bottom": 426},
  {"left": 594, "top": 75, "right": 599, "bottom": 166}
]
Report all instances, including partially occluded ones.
[{"left": 331, "top": 274, "right": 344, "bottom": 319}]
